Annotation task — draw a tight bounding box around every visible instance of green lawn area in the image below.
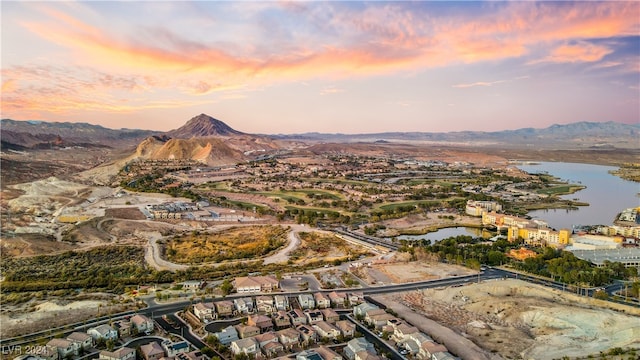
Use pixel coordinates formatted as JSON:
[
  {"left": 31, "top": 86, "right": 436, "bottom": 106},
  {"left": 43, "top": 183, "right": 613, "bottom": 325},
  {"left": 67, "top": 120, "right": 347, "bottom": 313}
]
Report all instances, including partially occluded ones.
[
  {"left": 376, "top": 200, "right": 441, "bottom": 211},
  {"left": 293, "top": 189, "right": 343, "bottom": 200},
  {"left": 284, "top": 205, "right": 348, "bottom": 216},
  {"left": 537, "top": 184, "right": 585, "bottom": 196},
  {"left": 306, "top": 177, "right": 370, "bottom": 186},
  {"left": 227, "top": 199, "right": 269, "bottom": 210},
  {"left": 255, "top": 192, "right": 304, "bottom": 203}
]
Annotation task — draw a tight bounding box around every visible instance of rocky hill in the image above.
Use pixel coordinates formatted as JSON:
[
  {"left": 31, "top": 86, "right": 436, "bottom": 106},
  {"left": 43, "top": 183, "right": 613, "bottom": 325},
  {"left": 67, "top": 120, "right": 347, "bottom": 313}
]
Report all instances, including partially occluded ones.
[
  {"left": 166, "top": 113, "right": 244, "bottom": 138},
  {"left": 133, "top": 135, "right": 246, "bottom": 166}
]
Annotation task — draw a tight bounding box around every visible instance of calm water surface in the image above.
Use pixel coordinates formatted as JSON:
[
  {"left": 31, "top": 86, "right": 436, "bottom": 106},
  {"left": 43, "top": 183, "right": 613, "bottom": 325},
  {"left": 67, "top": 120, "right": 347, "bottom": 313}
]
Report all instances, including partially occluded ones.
[
  {"left": 393, "top": 227, "right": 487, "bottom": 243},
  {"left": 517, "top": 162, "right": 640, "bottom": 230}
]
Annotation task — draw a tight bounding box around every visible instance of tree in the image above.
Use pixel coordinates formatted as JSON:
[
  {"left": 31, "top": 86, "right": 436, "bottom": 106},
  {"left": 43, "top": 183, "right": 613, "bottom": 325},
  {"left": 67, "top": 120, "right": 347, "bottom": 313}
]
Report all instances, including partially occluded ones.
[{"left": 220, "top": 279, "right": 234, "bottom": 296}]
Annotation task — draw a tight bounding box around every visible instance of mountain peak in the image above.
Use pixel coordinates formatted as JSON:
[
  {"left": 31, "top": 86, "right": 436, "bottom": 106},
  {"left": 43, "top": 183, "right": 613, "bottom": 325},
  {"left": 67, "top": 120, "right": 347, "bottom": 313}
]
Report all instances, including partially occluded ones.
[{"left": 166, "top": 114, "right": 244, "bottom": 138}]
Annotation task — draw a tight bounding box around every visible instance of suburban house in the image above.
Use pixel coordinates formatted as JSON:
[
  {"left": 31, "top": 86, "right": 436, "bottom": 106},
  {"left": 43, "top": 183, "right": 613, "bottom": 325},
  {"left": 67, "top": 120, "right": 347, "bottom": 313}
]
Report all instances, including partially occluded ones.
[
  {"left": 131, "top": 314, "right": 154, "bottom": 334},
  {"left": 321, "top": 308, "right": 340, "bottom": 323},
  {"left": 234, "top": 297, "right": 255, "bottom": 314},
  {"left": 297, "top": 349, "right": 323, "bottom": 360},
  {"left": 140, "top": 342, "right": 165, "bottom": 360},
  {"left": 314, "top": 293, "right": 330, "bottom": 309},
  {"left": 162, "top": 340, "right": 190, "bottom": 357},
  {"left": 215, "top": 300, "right": 235, "bottom": 317},
  {"left": 87, "top": 324, "right": 118, "bottom": 342},
  {"left": 230, "top": 338, "right": 259, "bottom": 357},
  {"left": 335, "top": 320, "right": 356, "bottom": 338},
  {"left": 316, "top": 346, "right": 343, "bottom": 360},
  {"left": 247, "top": 314, "right": 274, "bottom": 333},
  {"left": 234, "top": 275, "right": 279, "bottom": 293},
  {"left": 399, "top": 332, "right": 432, "bottom": 355},
  {"left": 354, "top": 351, "right": 382, "bottom": 360},
  {"left": 288, "top": 309, "right": 307, "bottom": 326},
  {"left": 368, "top": 313, "right": 395, "bottom": 330},
  {"left": 255, "top": 332, "right": 282, "bottom": 356},
  {"left": 98, "top": 347, "right": 136, "bottom": 360},
  {"left": 348, "top": 292, "right": 364, "bottom": 305},
  {"left": 312, "top": 321, "right": 340, "bottom": 340},
  {"left": 277, "top": 328, "right": 300, "bottom": 350},
  {"left": 353, "top": 303, "right": 379, "bottom": 317},
  {"left": 431, "top": 352, "right": 457, "bottom": 360},
  {"left": 363, "top": 309, "right": 386, "bottom": 324},
  {"left": 418, "top": 341, "right": 448, "bottom": 360},
  {"left": 305, "top": 310, "right": 324, "bottom": 324},
  {"left": 344, "top": 338, "right": 376, "bottom": 360},
  {"left": 328, "top": 292, "right": 346, "bottom": 308},
  {"left": 274, "top": 295, "right": 289, "bottom": 311},
  {"left": 66, "top": 332, "right": 93, "bottom": 350},
  {"left": 182, "top": 280, "right": 203, "bottom": 291},
  {"left": 273, "top": 310, "right": 291, "bottom": 329},
  {"left": 38, "top": 347, "right": 60, "bottom": 360},
  {"left": 212, "top": 325, "right": 239, "bottom": 345},
  {"left": 47, "top": 339, "right": 79, "bottom": 358},
  {"left": 256, "top": 296, "right": 275, "bottom": 313},
  {"left": 175, "top": 350, "right": 207, "bottom": 360},
  {"left": 298, "top": 294, "right": 315, "bottom": 309},
  {"left": 296, "top": 324, "right": 317, "bottom": 346},
  {"left": 235, "top": 324, "right": 260, "bottom": 339},
  {"left": 173, "top": 351, "right": 204, "bottom": 360},
  {"left": 112, "top": 319, "right": 131, "bottom": 337},
  {"left": 393, "top": 324, "right": 419, "bottom": 341},
  {"left": 193, "top": 302, "right": 215, "bottom": 321}
]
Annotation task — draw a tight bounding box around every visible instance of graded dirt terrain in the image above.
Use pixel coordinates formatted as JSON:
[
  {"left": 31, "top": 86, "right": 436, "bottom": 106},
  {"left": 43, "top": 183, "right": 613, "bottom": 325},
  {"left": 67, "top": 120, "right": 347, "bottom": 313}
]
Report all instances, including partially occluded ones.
[{"left": 390, "top": 279, "right": 640, "bottom": 360}]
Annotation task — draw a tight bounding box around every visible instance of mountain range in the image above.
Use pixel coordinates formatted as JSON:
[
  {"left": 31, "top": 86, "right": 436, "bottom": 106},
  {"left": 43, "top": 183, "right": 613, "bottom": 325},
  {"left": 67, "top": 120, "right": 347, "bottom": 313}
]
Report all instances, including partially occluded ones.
[{"left": 2, "top": 115, "right": 639, "bottom": 154}]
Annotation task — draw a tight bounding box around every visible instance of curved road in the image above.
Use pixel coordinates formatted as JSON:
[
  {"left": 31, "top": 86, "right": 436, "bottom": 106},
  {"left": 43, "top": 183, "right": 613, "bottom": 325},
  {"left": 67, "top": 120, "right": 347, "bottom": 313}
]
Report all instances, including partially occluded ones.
[{"left": 145, "top": 223, "right": 312, "bottom": 270}]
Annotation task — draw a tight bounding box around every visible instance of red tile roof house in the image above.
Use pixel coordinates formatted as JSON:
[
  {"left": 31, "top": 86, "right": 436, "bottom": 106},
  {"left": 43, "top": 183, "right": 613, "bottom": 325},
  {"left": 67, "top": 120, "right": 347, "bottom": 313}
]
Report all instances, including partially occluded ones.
[
  {"left": 313, "top": 292, "right": 330, "bottom": 309},
  {"left": 215, "top": 300, "right": 235, "bottom": 317},
  {"left": 312, "top": 321, "right": 341, "bottom": 340},
  {"left": 276, "top": 328, "right": 300, "bottom": 350},
  {"left": 140, "top": 342, "right": 165, "bottom": 360},
  {"left": 320, "top": 308, "right": 340, "bottom": 323},
  {"left": 296, "top": 325, "right": 317, "bottom": 346},
  {"left": 235, "top": 276, "right": 279, "bottom": 293},
  {"left": 255, "top": 332, "right": 283, "bottom": 356},
  {"left": 235, "top": 324, "right": 260, "bottom": 339},
  {"left": 247, "top": 314, "right": 274, "bottom": 333},
  {"left": 273, "top": 310, "right": 291, "bottom": 329},
  {"left": 328, "top": 292, "right": 346, "bottom": 308},
  {"left": 131, "top": 314, "right": 154, "bottom": 334},
  {"left": 335, "top": 320, "right": 356, "bottom": 338},
  {"left": 256, "top": 296, "right": 276, "bottom": 313},
  {"left": 193, "top": 302, "right": 215, "bottom": 321},
  {"left": 316, "top": 346, "right": 342, "bottom": 360},
  {"left": 98, "top": 347, "right": 136, "bottom": 360}
]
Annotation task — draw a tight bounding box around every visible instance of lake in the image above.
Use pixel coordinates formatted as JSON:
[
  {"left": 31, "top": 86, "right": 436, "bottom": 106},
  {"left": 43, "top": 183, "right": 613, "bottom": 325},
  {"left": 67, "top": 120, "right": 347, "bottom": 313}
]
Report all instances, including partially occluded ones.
[
  {"left": 392, "top": 226, "right": 491, "bottom": 243},
  {"left": 517, "top": 162, "right": 640, "bottom": 230}
]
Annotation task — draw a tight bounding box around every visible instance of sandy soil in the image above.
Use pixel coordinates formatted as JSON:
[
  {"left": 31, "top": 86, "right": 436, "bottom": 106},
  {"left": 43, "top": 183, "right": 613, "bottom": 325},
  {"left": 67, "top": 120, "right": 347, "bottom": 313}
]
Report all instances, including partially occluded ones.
[
  {"left": 379, "top": 212, "right": 482, "bottom": 236},
  {"left": 0, "top": 297, "right": 136, "bottom": 338},
  {"left": 372, "top": 261, "right": 475, "bottom": 283},
  {"left": 398, "top": 279, "right": 640, "bottom": 360}
]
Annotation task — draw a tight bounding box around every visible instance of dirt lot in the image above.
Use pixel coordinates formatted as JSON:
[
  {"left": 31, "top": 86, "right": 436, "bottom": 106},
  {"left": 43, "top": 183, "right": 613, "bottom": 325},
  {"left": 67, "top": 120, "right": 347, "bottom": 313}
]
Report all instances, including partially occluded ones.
[
  {"left": 379, "top": 212, "right": 482, "bottom": 236},
  {"left": 0, "top": 233, "right": 75, "bottom": 257},
  {"left": 104, "top": 207, "right": 146, "bottom": 220},
  {"left": 396, "top": 279, "right": 640, "bottom": 360},
  {"left": 0, "top": 295, "right": 137, "bottom": 338}
]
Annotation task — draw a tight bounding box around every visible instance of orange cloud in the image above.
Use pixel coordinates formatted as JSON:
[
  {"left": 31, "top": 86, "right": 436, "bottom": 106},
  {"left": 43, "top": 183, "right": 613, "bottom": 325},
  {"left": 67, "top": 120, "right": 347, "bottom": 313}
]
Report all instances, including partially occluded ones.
[{"left": 531, "top": 42, "right": 613, "bottom": 64}]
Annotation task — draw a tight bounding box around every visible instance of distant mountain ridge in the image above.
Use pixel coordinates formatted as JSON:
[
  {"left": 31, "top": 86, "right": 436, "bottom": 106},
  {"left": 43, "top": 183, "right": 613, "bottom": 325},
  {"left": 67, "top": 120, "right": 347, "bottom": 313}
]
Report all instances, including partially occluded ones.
[
  {"left": 2, "top": 117, "right": 638, "bottom": 151},
  {"left": 0, "top": 119, "right": 155, "bottom": 149},
  {"left": 270, "top": 121, "right": 640, "bottom": 149}
]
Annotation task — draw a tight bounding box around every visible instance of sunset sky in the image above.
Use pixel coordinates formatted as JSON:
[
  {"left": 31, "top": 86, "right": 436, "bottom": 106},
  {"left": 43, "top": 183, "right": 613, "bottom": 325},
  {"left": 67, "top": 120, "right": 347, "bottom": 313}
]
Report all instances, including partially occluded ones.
[{"left": 2, "top": 1, "right": 639, "bottom": 134}]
